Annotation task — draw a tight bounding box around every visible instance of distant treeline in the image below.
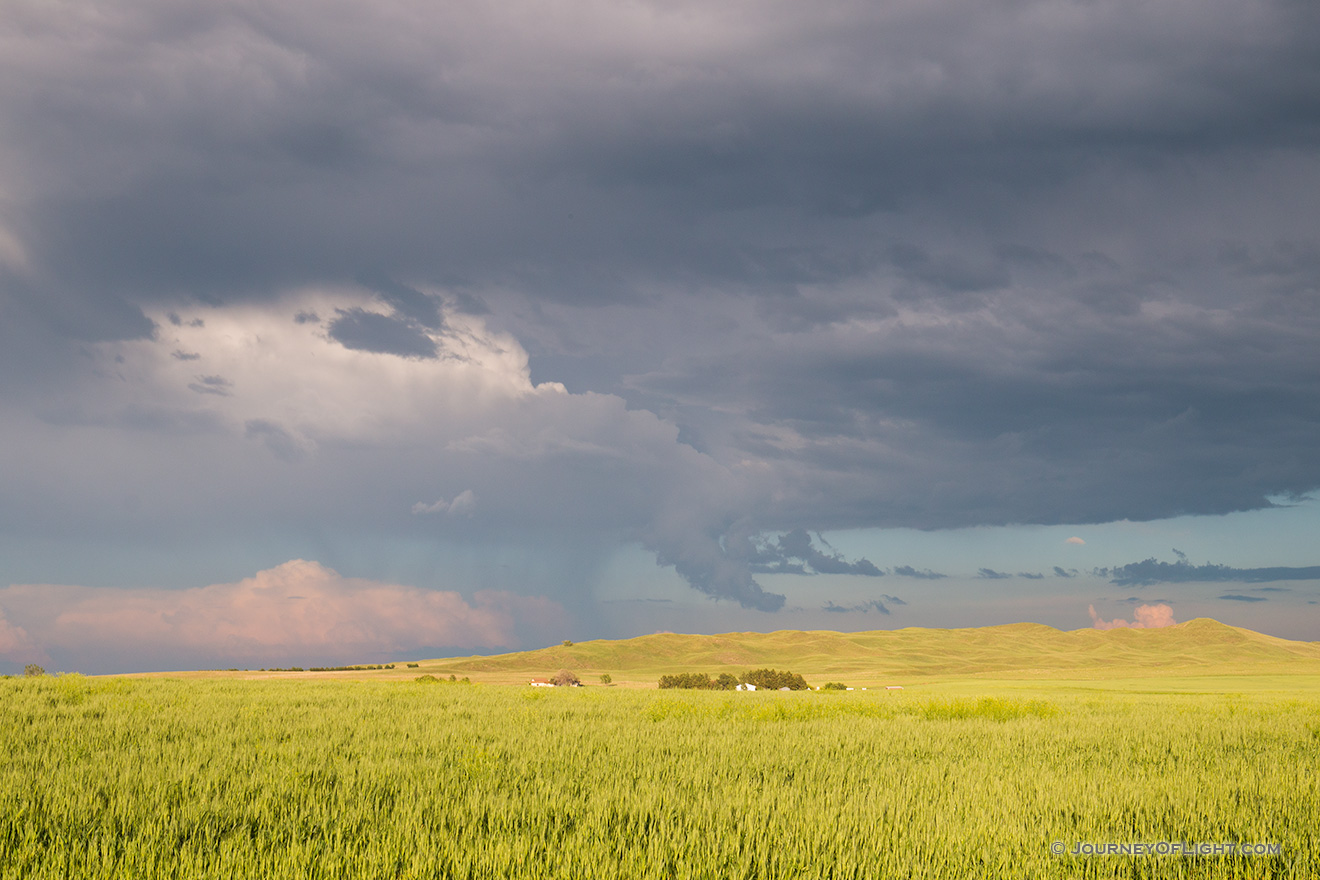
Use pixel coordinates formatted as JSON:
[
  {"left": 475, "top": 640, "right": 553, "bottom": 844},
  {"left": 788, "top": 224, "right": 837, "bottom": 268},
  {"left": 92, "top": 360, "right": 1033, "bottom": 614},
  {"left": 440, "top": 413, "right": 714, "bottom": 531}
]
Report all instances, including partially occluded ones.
[{"left": 658, "top": 668, "right": 810, "bottom": 691}]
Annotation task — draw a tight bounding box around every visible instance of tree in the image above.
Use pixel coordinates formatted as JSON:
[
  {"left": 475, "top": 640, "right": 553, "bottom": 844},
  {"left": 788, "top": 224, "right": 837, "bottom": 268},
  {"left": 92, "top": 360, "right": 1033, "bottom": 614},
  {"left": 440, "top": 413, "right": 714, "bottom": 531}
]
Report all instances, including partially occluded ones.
[
  {"left": 658, "top": 672, "right": 713, "bottom": 689},
  {"left": 552, "top": 669, "right": 581, "bottom": 687},
  {"left": 599, "top": 674, "right": 612, "bottom": 685},
  {"left": 23, "top": 664, "right": 45, "bottom": 677},
  {"left": 740, "top": 668, "right": 810, "bottom": 690}
]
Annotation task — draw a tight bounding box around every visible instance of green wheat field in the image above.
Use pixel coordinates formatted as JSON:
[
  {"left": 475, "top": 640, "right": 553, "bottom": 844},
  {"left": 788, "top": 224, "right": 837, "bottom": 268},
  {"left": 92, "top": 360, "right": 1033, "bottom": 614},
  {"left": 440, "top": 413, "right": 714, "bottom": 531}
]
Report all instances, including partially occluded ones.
[{"left": 3, "top": 619, "right": 1318, "bottom": 878}]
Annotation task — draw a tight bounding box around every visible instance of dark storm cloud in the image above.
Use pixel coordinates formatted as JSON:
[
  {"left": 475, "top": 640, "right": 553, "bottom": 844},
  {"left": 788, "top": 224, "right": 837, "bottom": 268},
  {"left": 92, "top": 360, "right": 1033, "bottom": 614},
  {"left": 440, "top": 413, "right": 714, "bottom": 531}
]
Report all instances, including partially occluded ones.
[
  {"left": 1104, "top": 558, "right": 1320, "bottom": 587},
  {"left": 1219, "top": 594, "right": 1267, "bottom": 602},
  {"left": 327, "top": 308, "right": 438, "bottom": 359},
  {"left": 355, "top": 272, "right": 444, "bottom": 330},
  {"left": 741, "top": 528, "right": 884, "bottom": 577},
  {"left": 654, "top": 542, "right": 786, "bottom": 613},
  {"left": 3, "top": 0, "right": 1320, "bottom": 612},
  {"left": 4, "top": 0, "right": 1317, "bottom": 301}
]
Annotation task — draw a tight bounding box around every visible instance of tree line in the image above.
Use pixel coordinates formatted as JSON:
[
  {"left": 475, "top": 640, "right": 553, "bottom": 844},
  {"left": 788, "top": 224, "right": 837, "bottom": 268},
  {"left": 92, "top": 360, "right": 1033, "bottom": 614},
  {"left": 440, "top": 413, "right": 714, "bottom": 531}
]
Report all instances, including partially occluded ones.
[{"left": 657, "top": 668, "right": 810, "bottom": 690}]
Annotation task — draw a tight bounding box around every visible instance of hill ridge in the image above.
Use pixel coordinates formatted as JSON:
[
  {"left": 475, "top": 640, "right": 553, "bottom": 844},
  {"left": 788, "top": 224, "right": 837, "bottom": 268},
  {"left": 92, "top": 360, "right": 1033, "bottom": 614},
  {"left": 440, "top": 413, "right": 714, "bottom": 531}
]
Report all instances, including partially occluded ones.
[{"left": 431, "top": 618, "right": 1320, "bottom": 681}]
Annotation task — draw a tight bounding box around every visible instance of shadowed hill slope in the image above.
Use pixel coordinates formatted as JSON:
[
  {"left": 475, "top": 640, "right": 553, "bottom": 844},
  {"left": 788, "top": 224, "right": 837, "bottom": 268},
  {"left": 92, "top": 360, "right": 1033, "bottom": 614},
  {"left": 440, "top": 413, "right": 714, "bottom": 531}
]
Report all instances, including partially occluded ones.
[{"left": 432, "top": 619, "right": 1320, "bottom": 681}]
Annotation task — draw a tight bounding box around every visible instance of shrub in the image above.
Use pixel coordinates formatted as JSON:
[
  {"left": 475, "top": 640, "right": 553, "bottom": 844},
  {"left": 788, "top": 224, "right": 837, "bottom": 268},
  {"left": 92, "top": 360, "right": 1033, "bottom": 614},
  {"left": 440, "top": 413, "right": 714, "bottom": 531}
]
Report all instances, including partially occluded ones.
[
  {"left": 562, "top": 640, "right": 574, "bottom": 647},
  {"left": 740, "top": 669, "right": 810, "bottom": 691},
  {"left": 821, "top": 682, "right": 848, "bottom": 691},
  {"left": 24, "top": 664, "right": 46, "bottom": 677},
  {"left": 600, "top": 674, "right": 612, "bottom": 685},
  {"left": 415, "top": 674, "right": 440, "bottom": 683},
  {"left": 407, "top": 663, "right": 419, "bottom": 668},
  {"left": 552, "top": 669, "right": 581, "bottom": 687}
]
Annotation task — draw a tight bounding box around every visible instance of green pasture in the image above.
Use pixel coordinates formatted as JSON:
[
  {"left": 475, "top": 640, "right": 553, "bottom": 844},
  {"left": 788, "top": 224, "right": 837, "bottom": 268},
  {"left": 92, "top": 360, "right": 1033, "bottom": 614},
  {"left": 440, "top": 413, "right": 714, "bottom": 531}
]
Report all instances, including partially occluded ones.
[{"left": 2, "top": 672, "right": 1317, "bottom": 878}]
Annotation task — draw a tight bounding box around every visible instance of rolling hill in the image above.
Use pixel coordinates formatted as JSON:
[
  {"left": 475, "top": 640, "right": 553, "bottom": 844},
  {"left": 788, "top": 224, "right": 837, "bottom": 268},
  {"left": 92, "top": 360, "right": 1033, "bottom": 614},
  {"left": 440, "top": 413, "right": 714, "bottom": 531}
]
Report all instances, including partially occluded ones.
[{"left": 427, "top": 618, "right": 1320, "bottom": 683}]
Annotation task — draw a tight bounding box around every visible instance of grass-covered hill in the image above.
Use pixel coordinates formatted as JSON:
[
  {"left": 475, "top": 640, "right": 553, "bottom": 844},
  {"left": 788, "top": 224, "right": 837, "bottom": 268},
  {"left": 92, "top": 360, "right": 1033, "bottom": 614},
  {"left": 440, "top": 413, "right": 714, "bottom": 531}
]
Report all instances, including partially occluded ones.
[{"left": 427, "top": 619, "right": 1320, "bottom": 684}]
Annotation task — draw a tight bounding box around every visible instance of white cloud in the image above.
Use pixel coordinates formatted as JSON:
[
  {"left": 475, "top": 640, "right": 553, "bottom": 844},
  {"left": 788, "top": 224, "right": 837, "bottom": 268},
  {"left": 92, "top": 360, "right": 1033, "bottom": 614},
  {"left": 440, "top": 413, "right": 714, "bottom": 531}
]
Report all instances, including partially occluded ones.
[
  {"left": 1066, "top": 536, "right": 1086, "bottom": 545},
  {"left": 116, "top": 292, "right": 542, "bottom": 446}
]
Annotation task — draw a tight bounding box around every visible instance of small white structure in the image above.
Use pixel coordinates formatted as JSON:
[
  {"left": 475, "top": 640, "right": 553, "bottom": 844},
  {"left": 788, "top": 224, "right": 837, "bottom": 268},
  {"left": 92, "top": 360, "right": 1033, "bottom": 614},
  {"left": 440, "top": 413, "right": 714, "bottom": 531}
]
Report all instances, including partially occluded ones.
[
  {"left": 885, "top": 685, "right": 903, "bottom": 691},
  {"left": 529, "top": 678, "right": 554, "bottom": 687},
  {"left": 736, "top": 683, "right": 757, "bottom": 691}
]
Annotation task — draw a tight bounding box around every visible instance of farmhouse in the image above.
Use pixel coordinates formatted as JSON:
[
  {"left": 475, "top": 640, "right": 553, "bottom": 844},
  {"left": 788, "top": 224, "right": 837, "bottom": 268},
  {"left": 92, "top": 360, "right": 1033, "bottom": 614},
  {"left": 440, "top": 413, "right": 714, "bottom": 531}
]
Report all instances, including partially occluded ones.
[
  {"left": 529, "top": 678, "right": 554, "bottom": 687},
  {"left": 735, "top": 683, "right": 757, "bottom": 691}
]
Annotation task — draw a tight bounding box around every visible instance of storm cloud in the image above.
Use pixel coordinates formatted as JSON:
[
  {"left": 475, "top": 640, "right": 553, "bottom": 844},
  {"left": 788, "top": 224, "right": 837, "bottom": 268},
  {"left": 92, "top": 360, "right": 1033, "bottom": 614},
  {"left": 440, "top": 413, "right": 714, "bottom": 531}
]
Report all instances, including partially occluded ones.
[{"left": 3, "top": 0, "right": 1320, "bottom": 652}]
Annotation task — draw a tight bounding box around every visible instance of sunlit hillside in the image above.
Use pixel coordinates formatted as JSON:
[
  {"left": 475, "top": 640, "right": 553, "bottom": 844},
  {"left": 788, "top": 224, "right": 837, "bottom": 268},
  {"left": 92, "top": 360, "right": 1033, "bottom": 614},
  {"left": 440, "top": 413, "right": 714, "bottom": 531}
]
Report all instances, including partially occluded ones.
[{"left": 424, "top": 618, "right": 1320, "bottom": 684}]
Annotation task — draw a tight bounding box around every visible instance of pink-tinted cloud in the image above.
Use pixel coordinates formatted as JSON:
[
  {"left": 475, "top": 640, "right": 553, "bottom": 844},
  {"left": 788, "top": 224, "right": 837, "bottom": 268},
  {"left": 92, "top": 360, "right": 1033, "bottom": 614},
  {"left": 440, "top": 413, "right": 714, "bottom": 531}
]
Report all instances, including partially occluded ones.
[
  {"left": 1088, "top": 603, "right": 1177, "bottom": 630},
  {"left": 1065, "top": 536, "right": 1085, "bottom": 545},
  {"left": 0, "top": 608, "right": 38, "bottom": 661},
  {"left": 0, "top": 560, "right": 565, "bottom": 671}
]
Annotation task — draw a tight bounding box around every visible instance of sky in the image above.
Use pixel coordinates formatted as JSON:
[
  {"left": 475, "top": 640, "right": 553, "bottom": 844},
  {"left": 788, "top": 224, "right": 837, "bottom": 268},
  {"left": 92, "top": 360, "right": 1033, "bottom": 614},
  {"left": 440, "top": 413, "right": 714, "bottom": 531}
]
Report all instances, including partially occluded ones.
[{"left": 2, "top": 0, "right": 1320, "bottom": 673}]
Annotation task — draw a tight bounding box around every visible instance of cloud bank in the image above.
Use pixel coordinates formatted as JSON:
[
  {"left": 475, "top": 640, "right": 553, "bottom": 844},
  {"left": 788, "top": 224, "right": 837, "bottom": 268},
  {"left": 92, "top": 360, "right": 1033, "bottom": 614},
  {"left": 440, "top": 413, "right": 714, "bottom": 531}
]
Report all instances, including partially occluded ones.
[{"left": 0, "top": 560, "right": 564, "bottom": 673}]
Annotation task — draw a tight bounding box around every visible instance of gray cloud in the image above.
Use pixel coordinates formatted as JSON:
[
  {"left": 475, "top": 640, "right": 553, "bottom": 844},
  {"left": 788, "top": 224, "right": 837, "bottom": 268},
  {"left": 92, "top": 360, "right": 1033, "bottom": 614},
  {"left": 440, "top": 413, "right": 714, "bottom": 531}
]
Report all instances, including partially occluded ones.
[
  {"left": 977, "top": 568, "right": 1012, "bottom": 580},
  {"left": 893, "top": 566, "right": 947, "bottom": 580},
  {"left": 327, "top": 308, "right": 438, "bottom": 359},
  {"left": 822, "top": 599, "right": 892, "bottom": 615},
  {"left": 741, "top": 528, "right": 884, "bottom": 577},
  {"left": 1219, "top": 594, "right": 1268, "bottom": 602},
  {"left": 1105, "top": 558, "right": 1320, "bottom": 587},
  {"left": 356, "top": 272, "right": 445, "bottom": 330},
  {"left": 187, "top": 375, "right": 232, "bottom": 397}
]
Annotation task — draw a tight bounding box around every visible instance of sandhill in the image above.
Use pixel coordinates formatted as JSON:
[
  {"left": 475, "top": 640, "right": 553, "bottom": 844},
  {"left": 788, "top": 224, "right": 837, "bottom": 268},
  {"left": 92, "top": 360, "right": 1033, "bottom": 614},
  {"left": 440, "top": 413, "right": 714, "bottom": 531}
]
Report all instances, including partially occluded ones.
[{"left": 428, "top": 618, "right": 1320, "bottom": 683}]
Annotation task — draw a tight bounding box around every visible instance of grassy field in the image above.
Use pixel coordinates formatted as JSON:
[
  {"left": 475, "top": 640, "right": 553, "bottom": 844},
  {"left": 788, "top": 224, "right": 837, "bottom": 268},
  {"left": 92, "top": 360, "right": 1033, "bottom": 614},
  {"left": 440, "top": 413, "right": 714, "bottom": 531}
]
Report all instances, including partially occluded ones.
[{"left": 2, "top": 669, "right": 1317, "bottom": 878}]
